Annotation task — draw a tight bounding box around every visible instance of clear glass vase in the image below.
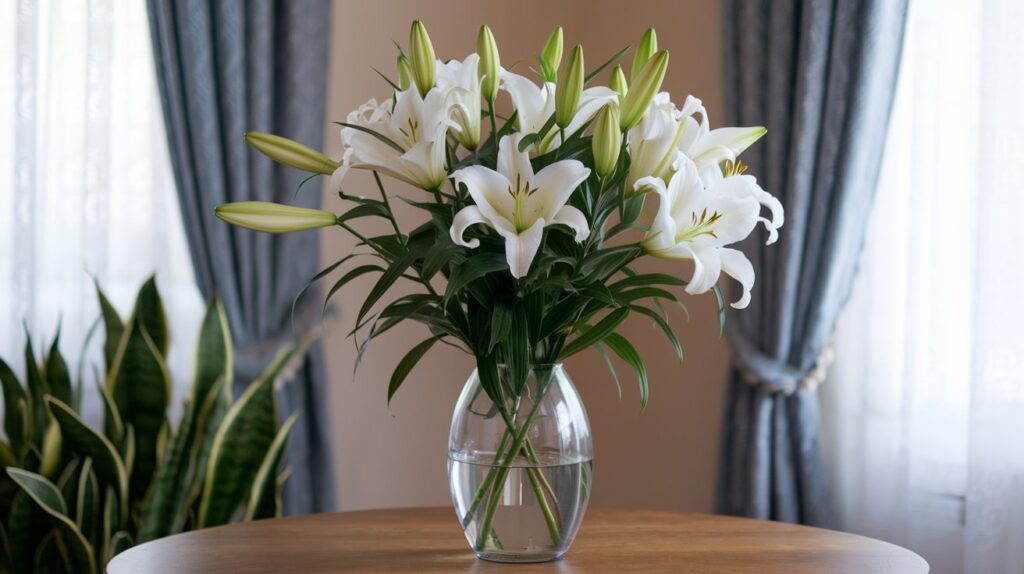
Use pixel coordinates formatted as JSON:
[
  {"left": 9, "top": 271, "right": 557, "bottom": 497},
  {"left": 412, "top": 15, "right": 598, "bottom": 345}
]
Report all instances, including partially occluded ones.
[{"left": 448, "top": 363, "right": 593, "bottom": 563}]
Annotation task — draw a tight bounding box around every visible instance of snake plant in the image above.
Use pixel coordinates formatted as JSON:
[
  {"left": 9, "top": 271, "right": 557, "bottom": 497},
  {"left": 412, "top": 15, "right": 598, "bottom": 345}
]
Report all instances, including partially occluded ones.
[{"left": 0, "top": 278, "right": 305, "bottom": 574}]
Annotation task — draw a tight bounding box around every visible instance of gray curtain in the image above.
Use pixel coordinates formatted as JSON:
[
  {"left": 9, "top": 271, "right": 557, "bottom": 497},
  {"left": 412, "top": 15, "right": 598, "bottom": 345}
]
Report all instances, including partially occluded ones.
[
  {"left": 147, "top": 0, "right": 335, "bottom": 514},
  {"left": 716, "top": 0, "right": 908, "bottom": 525}
]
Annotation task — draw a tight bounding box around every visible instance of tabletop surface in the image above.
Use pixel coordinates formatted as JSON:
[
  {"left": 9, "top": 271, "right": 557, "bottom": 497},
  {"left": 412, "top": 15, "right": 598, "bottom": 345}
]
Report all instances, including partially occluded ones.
[{"left": 106, "top": 506, "right": 929, "bottom": 573}]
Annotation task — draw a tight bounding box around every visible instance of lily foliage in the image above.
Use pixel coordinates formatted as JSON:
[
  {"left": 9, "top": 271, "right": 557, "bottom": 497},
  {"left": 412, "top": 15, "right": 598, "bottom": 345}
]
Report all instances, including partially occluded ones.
[{"left": 215, "top": 22, "right": 783, "bottom": 408}]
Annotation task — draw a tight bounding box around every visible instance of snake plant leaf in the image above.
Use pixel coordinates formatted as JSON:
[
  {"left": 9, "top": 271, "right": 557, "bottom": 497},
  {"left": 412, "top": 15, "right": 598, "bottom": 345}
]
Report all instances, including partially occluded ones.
[
  {"left": 6, "top": 468, "right": 97, "bottom": 574},
  {"left": 33, "top": 531, "right": 66, "bottom": 574},
  {"left": 38, "top": 419, "right": 62, "bottom": 478},
  {"left": 54, "top": 457, "right": 81, "bottom": 506},
  {"left": 94, "top": 281, "right": 124, "bottom": 371},
  {"left": 0, "top": 521, "right": 9, "bottom": 572},
  {"left": 243, "top": 411, "right": 299, "bottom": 521},
  {"left": 0, "top": 441, "right": 19, "bottom": 532},
  {"left": 23, "top": 335, "right": 49, "bottom": 449},
  {"left": 97, "top": 381, "right": 124, "bottom": 445},
  {"left": 120, "top": 424, "right": 136, "bottom": 479},
  {"left": 106, "top": 314, "right": 171, "bottom": 509},
  {"left": 177, "top": 377, "right": 229, "bottom": 533},
  {"left": 138, "top": 393, "right": 203, "bottom": 542},
  {"left": 134, "top": 275, "right": 169, "bottom": 357},
  {"left": 75, "top": 458, "right": 100, "bottom": 550},
  {"left": 7, "top": 489, "right": 47, "bottom": 572},
  {"left": 46, "top": 397, "right": 128, "bottom": 524},
  {"left": 44, "top": 332, "right": 73, "bottom": 406},
  {"left": 0, "top": 358, "right": 27, "bottom": 452},
  {"left": 198, "top": 367, "right": 280, "bottom": 527},
  {"left": 192, "top": 298, "right": 233, "bottom": 410},
  {"left": 108, "top": 531, "right": 132, "bottom": 561},
  {"left": 101, "top": 485, "right": 119, "bottom": 562}
]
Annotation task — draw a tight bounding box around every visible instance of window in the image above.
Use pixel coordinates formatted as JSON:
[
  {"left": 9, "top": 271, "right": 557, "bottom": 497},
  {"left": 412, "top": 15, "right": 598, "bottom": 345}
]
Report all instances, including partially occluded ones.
[{"left": 0, "top": 0, "right": 202, "bottom": 425}]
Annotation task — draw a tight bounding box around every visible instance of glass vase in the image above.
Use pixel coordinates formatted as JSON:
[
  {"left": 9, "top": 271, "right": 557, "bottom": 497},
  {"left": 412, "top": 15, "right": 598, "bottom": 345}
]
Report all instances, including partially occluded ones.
[{"left": 448, "top": 363, "right": 593, "bottom": 563}]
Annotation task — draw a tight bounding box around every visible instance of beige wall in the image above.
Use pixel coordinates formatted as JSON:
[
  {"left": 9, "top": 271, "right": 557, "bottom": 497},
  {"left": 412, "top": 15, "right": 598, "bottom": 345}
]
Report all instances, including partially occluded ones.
[{"left": 320, "top": 0, "right": 729, "bottom": 512}]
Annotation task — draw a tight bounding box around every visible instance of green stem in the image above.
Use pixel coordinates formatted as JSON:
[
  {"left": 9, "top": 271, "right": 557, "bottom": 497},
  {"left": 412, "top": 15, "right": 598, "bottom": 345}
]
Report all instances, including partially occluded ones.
[
  {"left": 474, "top": 383, "right": 561, "bottom": 550},
  {"left": 372, "top": 171, "right": 404, "bottom": 243},
  {"left": 488, "top": 100, "right": 499, "bottom": 151}
]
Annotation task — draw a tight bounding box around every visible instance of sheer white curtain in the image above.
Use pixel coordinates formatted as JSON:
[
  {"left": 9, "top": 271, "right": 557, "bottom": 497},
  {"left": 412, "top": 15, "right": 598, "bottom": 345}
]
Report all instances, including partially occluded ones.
[
  {"left": 823, "top": 0, "right": 1024, "bottom": 572},
  {"left": 0, "top": 0, "right": 202, "bottom": 425}
]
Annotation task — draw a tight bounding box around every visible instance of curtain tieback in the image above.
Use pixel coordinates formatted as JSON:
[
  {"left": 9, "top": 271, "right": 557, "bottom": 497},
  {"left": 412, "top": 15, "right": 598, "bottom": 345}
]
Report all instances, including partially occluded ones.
[
  {"left": 233, "top": 296, "right": 325, "bottom": 384},
  {"left": 728, "top": 331, "right": 835, "bottom": 395}
]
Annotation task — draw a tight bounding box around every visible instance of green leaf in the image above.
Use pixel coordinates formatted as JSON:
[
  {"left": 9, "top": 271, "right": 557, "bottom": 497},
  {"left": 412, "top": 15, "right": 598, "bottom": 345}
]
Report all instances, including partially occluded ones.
[
  {"left": 609, "top": 272, "right": 687, "bottom": 291},
  {"left": 6, "top": 469, "right": 97, "bottom": 574},
  {"left": 244, "top": 412, "right": 299, "bottom": 521},
  {"left": 44, "top": 333, "right": 72, "bottom": 406},
  {"left": 108, "top": 531, "right": 132, "bottom": 561},
  {"left": 106, "top": 315, "right": 171, "bottom": 510},
  {"left": 585, "top": 44, "right": 631, "bottom": 83},
  {"left": 46, "top": 397, "right": 128, "bottom": 524},
  {"left": 75, "top": 459, "right": 100, "bottom": 550},
  {"left": 558, "top": 307, "right": 630, "bottom": 359},
  {"left": 336, "top": 202, "right": 392, "bottom": 224},
  {"left": 594, "top": 341, "right": 623, "bottom": 399},
  {"left": 630, "top": 305, "right": 683, "bottom": 362},
  {"left": 357, "top": 249, "right": 421, "bottom": 328},
  {"left": 133, "top": 276, "right": 169, "bottom": 357},
  {"left": 324, "top": 264, "right": 384, "bottom": 313},
  {"left": 388, "top": 337, "right": 439, "bottom": 404},
  {"left": 38, "top": 419, "right": 62, "bottom": 478},
  {"left": 198, "top": 359, "right": 283, "bottom": 527},
  {"left": 444, "top": 252, "right": 507, "bottom": 304},
  {"left": 23, "top": 334, "right": 49, "bottom": 449},
  {"left": 94, "top": 282, "right": 124, "bottom": 372},
  {"left": 711, "top": 284, "right": 727, "bottom": 335},
  {"left": 507, "top": 312, "right": 530, "bottom": 395},
  {"left": 336, "top": 122, "right": 405, "bottom": 154},
  {"left": 488, "top": 304, "right": 512, "bottom": 354},
  {"left": 7, "top": 489, "right": 48, "bottom": 572},
  {"left": 137, "top": 396, "right": 197, "bottom": 542},
  {"left": 97, "top": 381, "right": 124, "bottom": 445},
  {"left": 192, "top": 298, "right": 233, "bottom": 409},
  {"left": 603, "top": 333, "right": 649, "bottom": 410},
  {"left": 101, "top": 486, "right": 119, "bottom": 563},
  {"left": 178, "top": 377, "right": 228, "bottom": 532},
  {"left": 0, "top": 358, "right": 27, "bottom": 452}
]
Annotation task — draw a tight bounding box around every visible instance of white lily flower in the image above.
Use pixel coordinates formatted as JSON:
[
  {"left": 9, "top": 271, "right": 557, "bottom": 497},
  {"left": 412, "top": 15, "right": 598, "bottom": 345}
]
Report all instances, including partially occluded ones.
[
  {"left": 626, "top": 93, "right": 767, "bottom": 188},
  {"left": 436, "top": 54, "right": 483, "bottom": 150},
  {"left": 450, "top": 134, "right": 591, "bottom": 278},
  {"left": 500, "top": 70, "right": 617, "bottom": 156},
  {"left": 330, "top": 87, "right": 454, "bottom": 191},
  {"left": 637, "top": 156, "right": 761, "bottom": 308}
]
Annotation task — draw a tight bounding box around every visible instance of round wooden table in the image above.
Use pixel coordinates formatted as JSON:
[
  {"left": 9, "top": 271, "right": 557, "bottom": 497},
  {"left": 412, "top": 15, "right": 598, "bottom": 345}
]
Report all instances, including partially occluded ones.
[{"left": 106, "top": 507, "right": 929, "bottom": 573}]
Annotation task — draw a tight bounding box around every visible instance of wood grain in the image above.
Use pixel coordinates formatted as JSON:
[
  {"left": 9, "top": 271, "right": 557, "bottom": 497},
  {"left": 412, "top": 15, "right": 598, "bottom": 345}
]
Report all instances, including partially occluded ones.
[{"left": 106, "top": 507, "right": 929, "bottom": 573}]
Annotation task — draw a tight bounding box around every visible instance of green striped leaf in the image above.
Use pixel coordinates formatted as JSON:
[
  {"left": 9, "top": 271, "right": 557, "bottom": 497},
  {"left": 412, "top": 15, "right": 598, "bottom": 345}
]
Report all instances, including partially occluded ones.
[
  {"left": 7, "top": 469, "right": 96, "bottom": 574},
  {"left": 192, "top": 298, "right": 233, "bottom": 410},
  {"left": 244, "top": 412, "right": 300, "bottom": 521}
]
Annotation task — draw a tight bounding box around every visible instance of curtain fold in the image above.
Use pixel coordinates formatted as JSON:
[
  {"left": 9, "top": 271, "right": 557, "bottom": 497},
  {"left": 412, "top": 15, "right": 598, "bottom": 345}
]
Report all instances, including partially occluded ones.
[
  {"left": 146, "top": 0, "right": 335, "bottom": 514},
  {"left": 716, "top": 0, "right": 908, "bottom": 525}
]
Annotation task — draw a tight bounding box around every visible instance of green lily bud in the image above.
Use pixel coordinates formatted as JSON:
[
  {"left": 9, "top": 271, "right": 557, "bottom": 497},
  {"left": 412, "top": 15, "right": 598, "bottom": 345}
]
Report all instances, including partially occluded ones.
[
  {"left": 215, "top": 202, "right": 338, "bottom": 234},
  {"left": 592, "top": 104, "right": 621, "bottom": 178},
  {"left": 555, "top": 44, "right": 584, "bottom": 128},
  {"left": 540, "top": 26, "right": 564, "bottom": 83},
  {"left": 409, "top": 20, "right": 436, "bottom": 97},
  {"left": 244, "top": 132, "right": 339, "bottom": 175},
  {"left": 477, "top": 25, "right": 500, "bottom": 104},
  {"left": 620, "top": 50, "right": 669, "bottom": 131},
  {"left": 396, "top": 54, "right": 412, "bottom": 91},
  {"left": 609, "top": 65, "right": 628, "bottom": 101},
  {"left": 631, "top": 28, "right": 658, "bottom": 83}
]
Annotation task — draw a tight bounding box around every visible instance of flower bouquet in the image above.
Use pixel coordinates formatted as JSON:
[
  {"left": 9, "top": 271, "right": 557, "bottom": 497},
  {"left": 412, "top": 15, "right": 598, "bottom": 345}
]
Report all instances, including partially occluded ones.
[{"left": 215, "top": 21, "right": 782, "bottom": 563}]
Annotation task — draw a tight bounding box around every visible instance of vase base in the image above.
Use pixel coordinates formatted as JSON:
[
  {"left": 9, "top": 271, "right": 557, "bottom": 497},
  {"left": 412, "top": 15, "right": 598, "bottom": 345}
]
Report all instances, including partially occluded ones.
[{"left": 475, "top": 549, "right": 566, "bottom": 564}]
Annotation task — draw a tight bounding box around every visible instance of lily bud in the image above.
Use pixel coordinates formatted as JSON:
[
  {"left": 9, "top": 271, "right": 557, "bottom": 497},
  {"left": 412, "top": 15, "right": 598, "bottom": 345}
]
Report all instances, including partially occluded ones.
[
  {"left": 620, "top": 50, "right": 669, "bottom": 131},
  {"left": 215, "top": 202, "right": 338, "bottom": 234},
  {"left": 631, "top": 28, "right": 658, "bottom": 83},
  {"left": 555, "top": 44, "right": 584, "bottom": 128},
  {"left": 244, "top": 132, "right": 339, "bottom": 175},
  {"left": 592, "top": 104, "right": 621, "bottom": 178},
  {"left": 477, "top": 25, "right": 500, "bottom": 104},
  {"left": 396, "top": 54, "right": 413, "bottom": 91},
  {"left": 540, "top": 26, "right": 564, "bottom": 83},
  {"left": 609, "top": 65, "right": 628, "bottom": 101},
  {"left": 409, "top": 20, "right": 436, "bottom": 97}
]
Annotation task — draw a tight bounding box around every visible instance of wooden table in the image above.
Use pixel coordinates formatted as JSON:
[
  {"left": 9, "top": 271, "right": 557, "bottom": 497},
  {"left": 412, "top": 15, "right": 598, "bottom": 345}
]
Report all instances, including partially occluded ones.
[{"left": 106, "top": 507, "right": 929, "bottom": 573}]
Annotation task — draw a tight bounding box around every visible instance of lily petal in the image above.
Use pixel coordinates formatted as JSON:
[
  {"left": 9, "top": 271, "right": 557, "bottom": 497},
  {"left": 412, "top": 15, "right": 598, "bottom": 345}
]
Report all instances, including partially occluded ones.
[
  {"left": 450, "top": 206, "right": 489, "bottom": 248},
  {"left": 527, "top": 159, "right": 590, "bottom": 222},
  {"left": 497, "top": 134, "right": 535, "bottom": 184},
  {"left": 550, "top": 205, "right": 590, "bottom": 242},
  {"left": 719, "top": 247, "right": 755, "bottom": 309},
  {"left": 685, "top": 243, "right": 722, "bottom": 296},
  {"left": 451, "top": 164, "right": 514, "bottom": 227},
  {"left": 496, "top": 218, "right": 546, "bottom": 279}
]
